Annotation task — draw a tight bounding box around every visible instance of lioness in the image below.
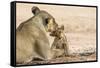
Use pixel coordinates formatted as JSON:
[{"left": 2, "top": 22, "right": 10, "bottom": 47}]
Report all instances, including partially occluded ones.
[
  {"left": 50, "top": 25, "right": 69, "bottom": 58},
  {"left": 16, "top": 6, "right": 58, "bottom": 64}
]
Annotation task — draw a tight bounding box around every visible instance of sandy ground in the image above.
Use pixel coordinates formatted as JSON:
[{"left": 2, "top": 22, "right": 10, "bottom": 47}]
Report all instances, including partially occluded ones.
[{"left": 16, "top": 3, "right": 97, "bottom": 64}]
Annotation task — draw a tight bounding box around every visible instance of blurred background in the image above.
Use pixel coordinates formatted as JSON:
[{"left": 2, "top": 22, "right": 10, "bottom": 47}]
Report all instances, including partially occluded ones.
[{"left": 16, "top": 3, "right": 96, "bottom": 61}]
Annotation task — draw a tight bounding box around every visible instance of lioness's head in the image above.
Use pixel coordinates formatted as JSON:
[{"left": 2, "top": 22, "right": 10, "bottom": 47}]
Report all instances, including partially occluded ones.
[
  {"left": 45, "top": 18, "right": 58, "bottom": 32},
  {"left": 31, "top": 6, "right": 58, "bottom": 33}
]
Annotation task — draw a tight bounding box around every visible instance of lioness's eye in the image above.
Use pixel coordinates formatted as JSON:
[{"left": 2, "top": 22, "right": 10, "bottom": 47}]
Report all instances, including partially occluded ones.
[
  {"left": 46, "top": 21, "right": 48, "bottom": 24},
  {"left": 43, "top": 19, "right": 48, "bottom": 26},
  {"left": 45, "top": 19, "right": 49, "bottom": 25}
]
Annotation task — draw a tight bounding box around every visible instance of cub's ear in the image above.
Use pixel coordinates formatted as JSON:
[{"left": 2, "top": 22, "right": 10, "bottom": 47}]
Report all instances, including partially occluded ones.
[
  {"left": 60, "top": 25, "right": 64, "bottom": 30},
  {"left": 31, "top": 6, "right": 40, "bottom": 15}
]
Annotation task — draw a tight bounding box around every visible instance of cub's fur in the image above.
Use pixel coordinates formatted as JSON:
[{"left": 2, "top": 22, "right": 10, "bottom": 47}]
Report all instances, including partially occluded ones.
[
  {"left": 50, "top": 25, "right": 69, "bottom": 58},
  {"left": 16, "top": 6, "right": 58, "bottom": 64}
]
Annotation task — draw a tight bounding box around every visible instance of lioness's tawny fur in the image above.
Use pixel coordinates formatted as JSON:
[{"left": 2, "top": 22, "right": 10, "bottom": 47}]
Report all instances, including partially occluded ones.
[{"left": 16, "top": 6, "right": 58, "bottom": 64}]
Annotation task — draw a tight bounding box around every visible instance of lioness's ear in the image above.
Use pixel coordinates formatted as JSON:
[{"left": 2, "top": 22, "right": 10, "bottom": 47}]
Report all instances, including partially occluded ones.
[
  {"left": 31, "top": 6, "right": 40, "bottom": 15},
  {"left": 60, "top": 25, "right": 64, "bottom": 30}
]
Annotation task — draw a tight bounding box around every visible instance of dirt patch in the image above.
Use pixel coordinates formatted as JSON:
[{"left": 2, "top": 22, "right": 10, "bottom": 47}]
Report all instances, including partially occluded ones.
[{"left": 17, "top": 53, "right": 96, "bottom": 65}]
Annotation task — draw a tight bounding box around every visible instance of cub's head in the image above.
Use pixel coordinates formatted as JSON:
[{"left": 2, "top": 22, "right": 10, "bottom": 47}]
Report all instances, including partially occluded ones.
[
  {"left": 45, "top": 18, "right": 58, "bottom": 32},
  {"left": 50, "top": 25, "right": 64, "bottom": 38}
]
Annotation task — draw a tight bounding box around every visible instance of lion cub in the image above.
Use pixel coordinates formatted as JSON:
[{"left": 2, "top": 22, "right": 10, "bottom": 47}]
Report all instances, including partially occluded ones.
[{"left": 50, "top": 25, "right": 69, "bottom": 58}]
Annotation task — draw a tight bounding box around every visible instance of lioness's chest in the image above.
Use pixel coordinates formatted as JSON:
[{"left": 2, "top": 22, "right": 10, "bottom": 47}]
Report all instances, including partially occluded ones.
[{"left": 46, "top": 32, "right": 55, "bottom": 47}]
